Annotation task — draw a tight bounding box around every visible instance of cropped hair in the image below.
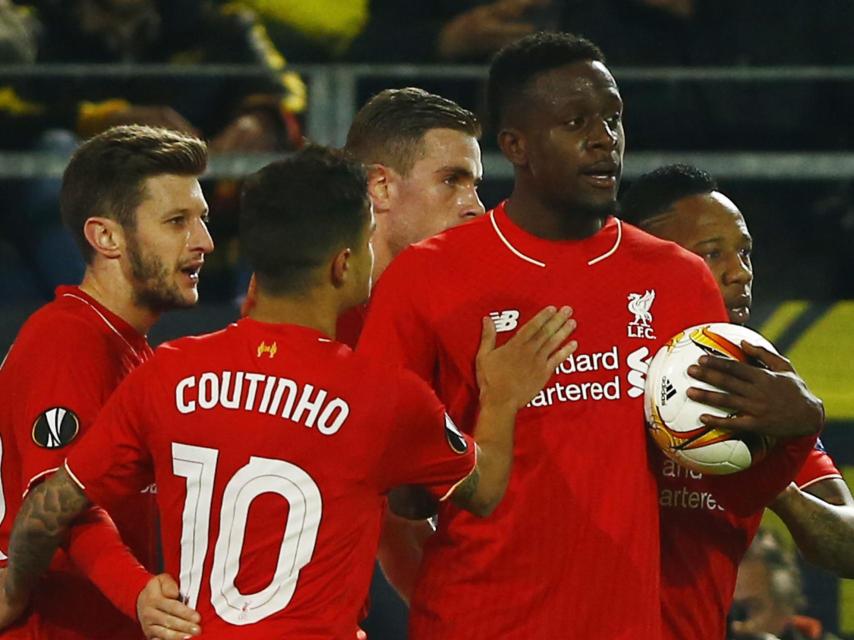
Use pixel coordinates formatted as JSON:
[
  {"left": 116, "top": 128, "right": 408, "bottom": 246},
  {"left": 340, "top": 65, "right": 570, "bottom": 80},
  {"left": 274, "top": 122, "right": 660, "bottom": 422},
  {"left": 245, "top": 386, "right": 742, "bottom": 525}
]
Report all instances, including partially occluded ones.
[
  {"left": 345, "top": 87, "right": 480, "bottom": 176},
  {"left": 487, "top": 31, "right": 605, "bottom": 130},
  {"left": 619, "top": 164, "right": 718, "bottom": 226},
  {"left": 240, "top": 145, "right": 370, "bottom": 295},
  {"left": 61, "top": 125, "right": 207, "bottom": 263}
]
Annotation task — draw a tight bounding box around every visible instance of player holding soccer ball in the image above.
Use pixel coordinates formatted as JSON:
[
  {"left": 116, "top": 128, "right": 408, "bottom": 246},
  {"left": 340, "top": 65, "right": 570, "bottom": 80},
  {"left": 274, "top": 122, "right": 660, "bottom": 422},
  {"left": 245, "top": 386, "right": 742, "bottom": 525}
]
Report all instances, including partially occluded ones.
[
  {"left": 621, "top": 164, "right": 853, "bottom": 640},
  {"left": 355, "top": 32, "right": 814, "bottom": 639},
  {"left": 0, "top": 126, "right": 212, "bottom": 639},
  {"left": 0, "top": 146, "right": 578, "bottom": 639}
]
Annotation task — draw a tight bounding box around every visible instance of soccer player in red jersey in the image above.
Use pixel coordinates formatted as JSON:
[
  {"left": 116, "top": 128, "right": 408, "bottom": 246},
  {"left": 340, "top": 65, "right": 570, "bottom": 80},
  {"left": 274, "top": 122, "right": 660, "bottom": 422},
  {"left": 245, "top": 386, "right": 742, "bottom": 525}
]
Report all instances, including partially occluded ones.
[
  {"left": 0, "top": 126, "right": 213, "bottom": 639},
  {"left": 342, "top": 88, "right": 486, "bottom": 610},
  {"left": 359, "top": 33, "right": 818, "bottom": 639},
  {"left": 0, "top": 146, "right": 578, "bottom": 639},
  {"left": 620, "top": 164, "right": 854, "bottom": 640},
  {"left": 357, "top": 32, "right": 724, "bottom": 639}
]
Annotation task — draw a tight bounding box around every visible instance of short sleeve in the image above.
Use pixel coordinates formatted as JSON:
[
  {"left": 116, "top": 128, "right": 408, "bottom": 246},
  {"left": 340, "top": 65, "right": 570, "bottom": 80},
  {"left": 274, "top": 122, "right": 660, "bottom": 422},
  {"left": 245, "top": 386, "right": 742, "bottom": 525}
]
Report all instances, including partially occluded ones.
[
  {"left": 708, "top": 433, "right": 818, "bottom": 517},
  {"left": 358, "top": 250, "right": 437, "bottom": 383},
  {"left": 15, "top": 321, "right": 118, "bottom": 491},
  {"left": 795, "top": 441, "right": 842, "bottom": 489},
  {"left": 376, "top": 368, "right": 476, "bottom": 500},
  {"left": 65, "top": 361, "right": 157, "bottom": 509}
]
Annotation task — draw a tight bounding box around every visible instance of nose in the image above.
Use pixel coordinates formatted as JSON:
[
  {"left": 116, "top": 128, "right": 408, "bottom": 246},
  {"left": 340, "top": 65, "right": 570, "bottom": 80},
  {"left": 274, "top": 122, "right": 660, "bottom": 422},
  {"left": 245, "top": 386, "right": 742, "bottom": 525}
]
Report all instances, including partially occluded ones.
[
  {"left": 459, "top": 186, "right": 485, "bottom": 220},
  {"left": 587, "top": 117, "right": 618, "bottom": 150},
  {"left": 722, "top": 252, "right": 752, "bottom": 287},
  {"left": 191, "top": 217, "right": 215, "bottom": 255}
]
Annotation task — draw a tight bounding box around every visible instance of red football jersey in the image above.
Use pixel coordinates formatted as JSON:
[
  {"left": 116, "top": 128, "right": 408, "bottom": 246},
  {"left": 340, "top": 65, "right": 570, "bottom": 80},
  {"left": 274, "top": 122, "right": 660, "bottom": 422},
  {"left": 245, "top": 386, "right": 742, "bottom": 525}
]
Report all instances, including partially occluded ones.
[
  {"left": 336, "top": 303, "right": 368, "bottom": 350},
  {"left": 796, "top": 439, "right": 842, "bottom": 490},
  {"left": 357, "top": 202, "right": 728, "bottom": 639},
  {"left": 0, "top": 286, "right": 156, "bottom": 639},
  {"left": 659, "top": 441, "right": 838, "bottom": 640},
  {"left": 65, "top": 318, "right": 476, "bottom": 639}
]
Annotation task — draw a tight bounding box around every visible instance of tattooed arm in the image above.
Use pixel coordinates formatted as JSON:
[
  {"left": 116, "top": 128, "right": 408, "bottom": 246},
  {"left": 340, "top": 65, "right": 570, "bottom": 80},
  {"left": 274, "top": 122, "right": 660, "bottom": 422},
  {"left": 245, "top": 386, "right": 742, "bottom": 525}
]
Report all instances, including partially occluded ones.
[
  {"left": 771, "top": 478, "right": 854, "bottom": 578},
  {"left": 0, "top": 468, "right": 90, "bottom": 622}
]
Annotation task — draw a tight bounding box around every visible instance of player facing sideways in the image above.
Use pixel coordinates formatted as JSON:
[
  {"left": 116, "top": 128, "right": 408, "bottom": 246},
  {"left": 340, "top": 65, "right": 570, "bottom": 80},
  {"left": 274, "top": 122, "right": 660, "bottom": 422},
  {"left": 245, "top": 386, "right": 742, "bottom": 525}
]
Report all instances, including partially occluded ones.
[
  {"left": 621, "top": 164, "right": 849, "bottom": 640},
  {"left": 359, "top": 31, "right": 730, "bottom": 639},
  {"left": 342, "top": 87, "right": 486, "bottom": 601},
  {"left": 243, "top": 86, "right": 485, "bottom": 348},
  {"left": 0, "top": 145, "right": 578, "bottom": 639},
  {"left": 0, "top": 125, "right": 213, "bottom": 639}
]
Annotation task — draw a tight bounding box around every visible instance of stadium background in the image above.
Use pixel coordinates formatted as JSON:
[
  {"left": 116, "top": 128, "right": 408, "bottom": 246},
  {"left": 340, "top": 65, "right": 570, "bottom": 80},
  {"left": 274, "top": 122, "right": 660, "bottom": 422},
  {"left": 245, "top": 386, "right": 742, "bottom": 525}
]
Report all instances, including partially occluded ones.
[{"left": 1, "top": 1, "right": 853, "bottom": 637}]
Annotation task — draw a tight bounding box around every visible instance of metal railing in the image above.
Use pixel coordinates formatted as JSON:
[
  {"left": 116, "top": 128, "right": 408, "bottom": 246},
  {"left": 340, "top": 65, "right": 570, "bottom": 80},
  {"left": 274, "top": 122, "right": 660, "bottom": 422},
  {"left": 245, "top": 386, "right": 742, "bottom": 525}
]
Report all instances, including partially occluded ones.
[{"left": 2, "top": 63, "right": 854, "bottom": 180}]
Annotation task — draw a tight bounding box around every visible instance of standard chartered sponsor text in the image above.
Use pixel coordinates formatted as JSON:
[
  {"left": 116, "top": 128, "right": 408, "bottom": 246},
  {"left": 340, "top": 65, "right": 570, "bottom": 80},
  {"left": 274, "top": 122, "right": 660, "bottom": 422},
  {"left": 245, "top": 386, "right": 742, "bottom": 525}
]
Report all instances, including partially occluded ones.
[{"left": 528, "top": 346, "right": 621, "bottom": 407}]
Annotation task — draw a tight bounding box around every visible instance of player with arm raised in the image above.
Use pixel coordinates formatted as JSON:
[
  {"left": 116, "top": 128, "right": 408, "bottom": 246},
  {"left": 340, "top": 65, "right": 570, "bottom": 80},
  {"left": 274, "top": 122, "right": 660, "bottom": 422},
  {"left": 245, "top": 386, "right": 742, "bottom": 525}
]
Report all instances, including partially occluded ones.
[
  {"left": 0, "top": 146, "right": 576, "bottom": 639},
  {"left": 357, "top": 32, "right": 733, "bottom": 639},
  {"left": 0, "top": 126, "right": 212, "bottom": 639},
  {"left": 621, "top": 163, "right": 851, "bottom": 640}
]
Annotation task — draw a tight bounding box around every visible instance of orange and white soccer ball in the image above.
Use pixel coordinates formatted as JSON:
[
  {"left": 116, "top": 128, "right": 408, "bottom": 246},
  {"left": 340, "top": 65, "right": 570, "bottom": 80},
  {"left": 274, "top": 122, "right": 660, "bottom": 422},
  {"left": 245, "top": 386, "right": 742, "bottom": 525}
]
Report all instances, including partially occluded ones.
[{"left": 645, "top": 323, "right": 778, "bottom": 475}]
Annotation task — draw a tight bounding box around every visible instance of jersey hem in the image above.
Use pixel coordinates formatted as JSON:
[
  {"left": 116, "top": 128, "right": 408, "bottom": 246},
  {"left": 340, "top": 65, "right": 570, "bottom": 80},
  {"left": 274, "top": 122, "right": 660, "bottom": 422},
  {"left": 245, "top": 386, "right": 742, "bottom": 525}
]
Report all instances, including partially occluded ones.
[
  {"left": 798, "top": 473, "right": 844, "bottom": 491},
  {"left": 23, "top": 466, "right": 59, "bottom": 497},
  {"left": 438, "top": 444, "right": 478, "bottom": 502},
  {"left": 63, "top": 460, "right": 87, "bottom": 492}
]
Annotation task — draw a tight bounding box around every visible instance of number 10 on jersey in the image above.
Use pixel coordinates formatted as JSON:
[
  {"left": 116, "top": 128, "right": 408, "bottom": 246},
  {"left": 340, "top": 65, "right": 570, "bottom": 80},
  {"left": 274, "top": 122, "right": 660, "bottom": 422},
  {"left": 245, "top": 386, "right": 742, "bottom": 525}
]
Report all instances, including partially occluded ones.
[{"left": 172, "top": 443, "right": 322, "bottom": 625}]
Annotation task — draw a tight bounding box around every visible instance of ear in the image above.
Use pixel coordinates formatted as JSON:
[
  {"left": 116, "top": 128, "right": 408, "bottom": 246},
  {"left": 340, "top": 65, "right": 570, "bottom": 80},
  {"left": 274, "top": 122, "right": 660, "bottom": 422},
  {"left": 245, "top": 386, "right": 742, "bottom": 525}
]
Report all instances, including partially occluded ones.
[
  {"left": 330, "top": 247, "right": 352, "bottom": 288},
  {"left": 366, "top": 164, "right": 396, "bottom": 215},
  {"left": 83, "top": 216, "right": 124, "bottom": 260},
  {"left": 497, "top": 127, "right": 527, "bottom": 167}
]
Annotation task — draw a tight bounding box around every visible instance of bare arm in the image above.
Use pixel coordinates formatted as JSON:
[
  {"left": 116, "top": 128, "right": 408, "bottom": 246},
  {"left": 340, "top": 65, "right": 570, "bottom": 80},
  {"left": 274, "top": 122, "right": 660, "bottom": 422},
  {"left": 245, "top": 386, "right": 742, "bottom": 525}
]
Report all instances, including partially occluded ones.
[
  {"left": 770, "top": 477, "right": 854, "bottom": 578},
  {"left": 451, "top": 306, "right": 577, "bottom": 516},
  {"left": 0, "top": 468, "right": 201, "bottom": 639},
  {"left": 376, "top": 509, "right": 435, "bottom": 603},
  {"left": 6, "top": 468, "right": 90, "bottom": 602}
]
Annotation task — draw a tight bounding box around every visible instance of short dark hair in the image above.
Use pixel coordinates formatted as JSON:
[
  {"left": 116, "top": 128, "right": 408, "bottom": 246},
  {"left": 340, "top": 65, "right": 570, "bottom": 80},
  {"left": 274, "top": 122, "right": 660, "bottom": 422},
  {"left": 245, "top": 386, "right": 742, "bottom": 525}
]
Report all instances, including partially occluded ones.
[
  {"left": 487, "top": 32, "right": 606, "bottom": 130},
  {"left": 240, "top": 145, "right": 370, "bottom": 295},
  {"left": 61, "top": 125, "right": 207, "bottom": 263},
  {"left": 620, "top": 164, "right": 718, "bottom": 226},
  {"left": 345, "top": 87, "right": 481, "bottom": 176}
]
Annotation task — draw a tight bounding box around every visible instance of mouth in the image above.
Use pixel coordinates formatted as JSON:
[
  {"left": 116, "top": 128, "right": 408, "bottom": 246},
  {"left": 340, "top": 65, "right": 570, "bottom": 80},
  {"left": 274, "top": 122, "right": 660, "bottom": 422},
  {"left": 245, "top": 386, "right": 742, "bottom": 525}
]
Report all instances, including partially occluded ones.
[
  {"left": 179, "top": 261, "right": 203, "bottom": 284},
  {"left": 727, "top": 294, "right": 752, "bottom": 324},
  {"left": 580, "top": 160, "right": 620, "bottom": 189}
]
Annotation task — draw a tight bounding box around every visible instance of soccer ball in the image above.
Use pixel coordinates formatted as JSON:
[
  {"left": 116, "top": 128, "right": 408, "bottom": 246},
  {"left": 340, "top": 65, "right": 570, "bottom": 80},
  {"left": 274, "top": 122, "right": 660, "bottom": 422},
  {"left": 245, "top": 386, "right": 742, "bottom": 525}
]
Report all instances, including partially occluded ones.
[{"left": 644, "top": 323, "right": 778, "bottom": 475}]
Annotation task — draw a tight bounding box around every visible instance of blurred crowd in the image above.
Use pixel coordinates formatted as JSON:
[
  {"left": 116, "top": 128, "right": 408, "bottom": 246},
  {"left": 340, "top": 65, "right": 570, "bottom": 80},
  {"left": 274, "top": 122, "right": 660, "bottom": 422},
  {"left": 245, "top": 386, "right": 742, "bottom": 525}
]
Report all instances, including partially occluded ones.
[{"left": 1, "top": 0, "right": 854, "bottom": 304}]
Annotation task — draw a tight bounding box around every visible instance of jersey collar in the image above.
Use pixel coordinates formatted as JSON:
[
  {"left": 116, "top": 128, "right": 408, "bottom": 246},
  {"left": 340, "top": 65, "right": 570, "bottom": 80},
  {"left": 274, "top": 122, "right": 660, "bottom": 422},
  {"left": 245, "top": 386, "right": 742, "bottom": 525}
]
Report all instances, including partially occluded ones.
[{"left": 489, "top": 200, "right": 622, "bottom": 269}]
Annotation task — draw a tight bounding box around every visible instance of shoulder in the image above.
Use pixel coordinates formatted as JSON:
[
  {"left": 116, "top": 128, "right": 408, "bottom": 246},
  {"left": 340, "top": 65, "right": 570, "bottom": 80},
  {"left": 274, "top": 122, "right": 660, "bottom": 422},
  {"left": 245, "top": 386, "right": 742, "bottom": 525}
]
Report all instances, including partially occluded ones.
[
  {"left": 9, "top": 300, "right": 116, "bottom": 364},
  {"left": 156, "top": 324, "right": 235, "bottom": 356},
  {"left": 619, "top": 220, "right": 710, "bottom": 273},
  {"left": 338, "top": 348, "right": 430, "bottom": 396},
  {"left": 380, "top": 215, "right": 493, "bottom": 286}
]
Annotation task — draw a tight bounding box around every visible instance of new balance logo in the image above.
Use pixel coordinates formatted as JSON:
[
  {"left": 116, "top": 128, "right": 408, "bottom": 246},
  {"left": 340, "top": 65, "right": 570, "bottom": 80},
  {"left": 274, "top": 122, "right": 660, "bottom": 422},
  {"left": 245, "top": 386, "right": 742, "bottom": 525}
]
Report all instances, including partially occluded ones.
[
  {"left": 660, "top": 377, "right": 677, "bottom": 405},
  {"left": 489, "top": 310, "right": 520, "bottom": 333}
]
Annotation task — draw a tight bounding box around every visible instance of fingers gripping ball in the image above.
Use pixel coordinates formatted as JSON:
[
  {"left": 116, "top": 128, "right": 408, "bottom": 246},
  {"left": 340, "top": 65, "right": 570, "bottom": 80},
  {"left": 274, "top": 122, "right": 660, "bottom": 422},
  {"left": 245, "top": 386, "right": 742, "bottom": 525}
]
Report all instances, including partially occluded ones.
[{"left": 645, "top": 323, "right": 778, "bottom": 475}]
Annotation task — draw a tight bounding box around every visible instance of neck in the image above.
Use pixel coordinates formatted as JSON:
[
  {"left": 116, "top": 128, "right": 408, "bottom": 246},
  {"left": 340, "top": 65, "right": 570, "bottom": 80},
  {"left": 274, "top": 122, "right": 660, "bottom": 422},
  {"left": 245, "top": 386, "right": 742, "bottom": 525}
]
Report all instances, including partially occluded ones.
[
  {"left": 372, "top": 235, "right": 395, "bottom": 282},
  {"left": 505, "top": 187, "right": 607, "bottom": 240},
  {"left": 78, "top": 264, "right": 159, "bottom": 335},
  {"left": 249, "top": 288, "right": 343, "bottom": 339}
]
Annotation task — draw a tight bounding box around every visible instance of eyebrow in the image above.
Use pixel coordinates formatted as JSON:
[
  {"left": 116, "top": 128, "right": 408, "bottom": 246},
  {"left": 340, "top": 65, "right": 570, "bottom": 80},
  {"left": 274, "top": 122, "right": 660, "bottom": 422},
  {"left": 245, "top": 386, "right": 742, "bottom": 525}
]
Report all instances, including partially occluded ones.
[
  {"left": 162, "top": 207, "right": 209, "bottom": 218},
  {"left": 437, "top": 166, "right": 482, "bottom": 184},
  {"left": 693, "top": 234, "right": 752, "bottom": 247}
]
